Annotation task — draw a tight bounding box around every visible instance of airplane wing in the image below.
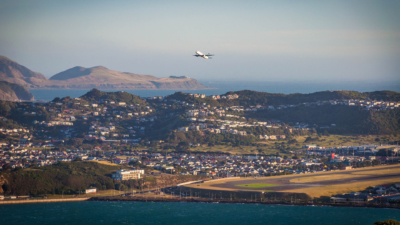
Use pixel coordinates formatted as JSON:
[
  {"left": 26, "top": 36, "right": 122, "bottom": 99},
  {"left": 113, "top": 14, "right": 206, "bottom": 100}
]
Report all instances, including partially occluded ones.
[
  {"left": 205, "top": 54, "right": 214, "bottom": 56},
  {"left": 193, "top": 55, "right": 202, "bottom": 57}
]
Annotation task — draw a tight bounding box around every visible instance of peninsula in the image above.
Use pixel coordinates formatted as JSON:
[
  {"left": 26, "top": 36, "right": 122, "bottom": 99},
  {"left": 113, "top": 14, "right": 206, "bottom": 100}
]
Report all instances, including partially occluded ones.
[{"left": 0, "top": 56, "right": 207, "bottom": 90}]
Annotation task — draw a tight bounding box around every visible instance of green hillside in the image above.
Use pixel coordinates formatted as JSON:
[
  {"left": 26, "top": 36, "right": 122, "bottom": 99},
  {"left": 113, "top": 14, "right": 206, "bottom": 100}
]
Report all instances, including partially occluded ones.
[
  {"left": 223, "top": 90, "right": 400, "bottom": 106},
  {"left": 1, "top": 161, "right": 126, "bottom": 196},
  {"left": 81, "top": 88, "right": 146, "bottom": 105},
  {"left": 249, "top": 105, "right": 400, "bottom": 135}
]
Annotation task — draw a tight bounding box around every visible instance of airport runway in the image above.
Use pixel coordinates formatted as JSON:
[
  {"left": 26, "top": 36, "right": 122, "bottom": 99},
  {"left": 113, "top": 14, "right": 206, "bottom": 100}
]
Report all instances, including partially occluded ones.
[{"left": 211, "top": 166, "right": 400, "bottom": 191}]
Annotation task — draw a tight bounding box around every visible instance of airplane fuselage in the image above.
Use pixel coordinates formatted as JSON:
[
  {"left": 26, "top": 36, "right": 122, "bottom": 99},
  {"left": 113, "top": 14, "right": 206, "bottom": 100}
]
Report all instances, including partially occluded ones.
[{"left": 195, "top": 51, "right": 210, "bottom": 59}]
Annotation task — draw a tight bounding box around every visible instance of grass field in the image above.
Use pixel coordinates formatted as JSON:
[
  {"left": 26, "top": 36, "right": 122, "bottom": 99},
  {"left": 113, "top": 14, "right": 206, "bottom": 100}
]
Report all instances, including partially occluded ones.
[{"left": 236, "top": 183, "right": 278, "bottom": 188}]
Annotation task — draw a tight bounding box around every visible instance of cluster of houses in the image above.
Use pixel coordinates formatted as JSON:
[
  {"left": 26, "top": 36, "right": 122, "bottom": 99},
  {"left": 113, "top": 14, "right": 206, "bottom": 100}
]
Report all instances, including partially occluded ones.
[
  {"left": 11, "top": 97, "right": 158, "bottom": 142},
  {"left": 1, "top": 91, "right": 399, "bottom": 174},
  {"left": 0, "top": 127, "right": 30, "bottom": 136},
  {"left": 178, "top": 106, "right": 286, "bottom": 137},
  {"left": 1, "top": 139, "right": 397, "bottom": 183},
  {"left": 258, "top": 99, "right": 400, "bottom": 111},
  {"left": 211, "top": 94, "right": 239, "bottom": 100}
]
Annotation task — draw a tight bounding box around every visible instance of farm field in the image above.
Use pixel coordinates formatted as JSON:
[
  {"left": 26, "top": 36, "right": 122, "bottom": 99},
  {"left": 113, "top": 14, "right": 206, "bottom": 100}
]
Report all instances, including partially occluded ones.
[{"left": 184, "top": 164, "right": 400, "bottom": 198}]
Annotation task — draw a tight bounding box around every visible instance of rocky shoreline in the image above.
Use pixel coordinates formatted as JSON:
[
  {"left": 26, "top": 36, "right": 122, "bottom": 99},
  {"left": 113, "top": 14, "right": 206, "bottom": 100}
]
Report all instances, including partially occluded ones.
[
  {"left": 88, "top": 196, "right": 400, "bottom": 210},
  {"left": 1, "top": 195, "right": 398, "bottom": 210}
]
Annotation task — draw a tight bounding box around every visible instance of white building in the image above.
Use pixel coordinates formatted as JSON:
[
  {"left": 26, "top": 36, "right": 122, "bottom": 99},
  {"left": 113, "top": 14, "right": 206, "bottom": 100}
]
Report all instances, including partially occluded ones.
[
  {"left": 112, "top": 169, "right": 145, "bottom": 180},
  {"left": 85, "top": 188, "right": 97, "bottom": 194}
]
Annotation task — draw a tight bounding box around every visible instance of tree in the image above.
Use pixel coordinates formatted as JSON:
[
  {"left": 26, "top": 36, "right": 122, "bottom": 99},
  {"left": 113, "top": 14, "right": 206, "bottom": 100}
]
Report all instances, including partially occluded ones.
[
  {"left": 74, "top": 157, "right": 82, "bottom": 162},
  {"left": 93, "top": 182, "right": 103, "bottom": 191},
  {"left": 52, "top": 97, "right": 61, "bottom": 102},
  {"left": 105, "top": 181, "right": 114, "bottom": 189},
  {"left": 304, "top": 137, "right": 313, "bottom": 143},
  {"left": 176, "top": 141, "right": 190, "bottom": 152},
  {"left": 2, "top": 163, "right": 12, "bottom": 172},
  {"left": 2, "top": 183, "right": 11, "bottom": 195},
  {"left": 115, "top": 183, "right": 128, "bottom": 191}
]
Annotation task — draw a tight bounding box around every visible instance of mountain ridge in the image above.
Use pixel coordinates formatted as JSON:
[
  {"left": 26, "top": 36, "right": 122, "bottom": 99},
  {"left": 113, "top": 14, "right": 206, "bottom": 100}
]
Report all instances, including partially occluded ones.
[
  {"left": 0, "top": 81, "right": 34, "bottom": 101},
  {"left": 0, "top": 55, "right": 208, "bottom": 90},
  {"left": 0, "top": 56, "right": 48, "bottom": 88}
]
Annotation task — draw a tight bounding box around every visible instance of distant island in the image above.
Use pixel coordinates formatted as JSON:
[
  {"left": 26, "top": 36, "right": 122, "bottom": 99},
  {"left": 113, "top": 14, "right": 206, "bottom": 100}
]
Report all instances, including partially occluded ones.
[{"left": 0, "top": 55, "right": 208, "bottom": 90}]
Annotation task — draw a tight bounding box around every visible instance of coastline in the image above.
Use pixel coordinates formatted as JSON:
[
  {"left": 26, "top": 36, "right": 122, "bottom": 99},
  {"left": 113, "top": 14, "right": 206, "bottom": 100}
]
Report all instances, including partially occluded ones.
[
  {"left": 2, "top": 196, "right": 398, "bottom": 210},
  {"left": 89, "top": 196, "right": 400, "bottom": 210},
  {"left": 0, "top": 197, "right": 89, "bottom": 205},
  {"left": 27, "top": 87, "right": 216, "bottom": 90}
]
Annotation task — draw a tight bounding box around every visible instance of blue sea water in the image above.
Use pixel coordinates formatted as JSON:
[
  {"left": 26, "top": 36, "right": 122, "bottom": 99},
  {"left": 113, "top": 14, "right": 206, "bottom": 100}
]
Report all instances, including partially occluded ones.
[
  {"left": 29, "top": 80, "right": 400, "bottom": 101},
  {"left": 0, "top": 201, "right": 399, "bottom": 225}
]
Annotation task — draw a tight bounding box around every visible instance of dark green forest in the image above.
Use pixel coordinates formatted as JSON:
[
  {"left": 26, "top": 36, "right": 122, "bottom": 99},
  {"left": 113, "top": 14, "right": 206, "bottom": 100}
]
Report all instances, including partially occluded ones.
[
  {"left": 248, "top": 105, "right": 400, "bottom": 134},
  {"left": 224, "top": 90, "right": 400, "bottom": 107},
  {"left": 80, "top": 88, "right": 146, "bottom": 105},
  {"left": 1, "top": 161, "right": 124, "bottom": 196}
]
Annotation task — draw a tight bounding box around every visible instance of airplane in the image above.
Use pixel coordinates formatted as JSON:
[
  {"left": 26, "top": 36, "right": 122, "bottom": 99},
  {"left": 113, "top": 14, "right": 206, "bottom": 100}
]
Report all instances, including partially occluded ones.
[{"left": 193, "top": 51, "right": 214, "bottom": 59}]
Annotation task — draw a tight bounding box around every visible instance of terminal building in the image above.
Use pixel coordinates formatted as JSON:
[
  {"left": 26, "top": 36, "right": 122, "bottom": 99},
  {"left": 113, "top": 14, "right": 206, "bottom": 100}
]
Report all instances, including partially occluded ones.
[{"left": 112, "top": 169, "right": 145, "bottom": 180}]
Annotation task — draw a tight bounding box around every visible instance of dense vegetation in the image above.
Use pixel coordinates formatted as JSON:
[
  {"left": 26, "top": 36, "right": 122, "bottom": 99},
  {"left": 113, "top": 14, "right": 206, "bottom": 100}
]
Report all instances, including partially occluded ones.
[
  {"left": 0, "top": 100, "right": 18, "bottom": 117},
  {"left": 224, "top": 90, "right": 400, "bottom": 107},
  {"left": 1, "top": 161, "right": 125, "bottom": 196},
  {"left": 248, "top": 105, "right": 400, "bottom": 135},
  {"left": 166, "top": 92, "right": 220, "bottom": 106},
  {"left": 165, "top": 131, "right": 259, "bottom": 146},
  {"left": 0, "top": 161, "right": 207, "bottom": 196},
  {"left": 80, "top": 88, "right": 146, "bottom": 105},
  {"left": 167, "top": 90, "right": 400, "bottom": 108}
]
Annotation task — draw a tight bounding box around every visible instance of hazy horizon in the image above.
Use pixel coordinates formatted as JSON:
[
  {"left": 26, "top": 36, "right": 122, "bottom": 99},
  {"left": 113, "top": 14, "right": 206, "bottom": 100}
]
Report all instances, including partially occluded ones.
[{"left": 1, "top": 0, "right": 399, "bottom": 83}]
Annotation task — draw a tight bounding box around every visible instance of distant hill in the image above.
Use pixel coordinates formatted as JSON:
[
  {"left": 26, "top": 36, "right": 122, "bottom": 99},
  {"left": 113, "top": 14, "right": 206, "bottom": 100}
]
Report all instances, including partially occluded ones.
[
  {"left": 0, "top": 81, "right": 34, "bottom": 101},
  {"left": 0, "top": 55, "right": 207, "bottom": 90},
  {"left": 49, "top": 65, "right": 207, "bottom": 89},
  {"left": 223, "top": 90, "right": 400, "bottom": 106},
  {"left": 80, "top": 88, "right": 146, "bottom": 105},
  {"left": 0, "top": 56, "right": 48, "bottom": 88},
  {"left": 249, "top": 104, "right": 400, "bottom": 135}
]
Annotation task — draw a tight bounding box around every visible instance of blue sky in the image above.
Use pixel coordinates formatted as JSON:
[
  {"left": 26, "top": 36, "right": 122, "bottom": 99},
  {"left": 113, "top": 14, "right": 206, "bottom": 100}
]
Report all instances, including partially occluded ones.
[{"left": 0, "top": 0, "right": 399, "bottom": 82}]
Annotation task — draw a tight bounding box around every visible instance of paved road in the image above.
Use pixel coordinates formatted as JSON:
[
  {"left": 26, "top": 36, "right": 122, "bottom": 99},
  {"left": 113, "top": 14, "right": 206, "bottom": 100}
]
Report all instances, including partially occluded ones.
[{"left": 211, "top": 166, "right": 400, "bottom": 191}]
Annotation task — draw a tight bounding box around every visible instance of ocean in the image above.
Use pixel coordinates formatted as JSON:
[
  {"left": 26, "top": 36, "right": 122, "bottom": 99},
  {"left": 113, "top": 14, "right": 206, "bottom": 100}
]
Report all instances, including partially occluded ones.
[
  {"left": 29, "top": 80, "right": 400, "bottom": 101},
  {"left": 0, "top": 201, "right": 398, "bottom": 225}
]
